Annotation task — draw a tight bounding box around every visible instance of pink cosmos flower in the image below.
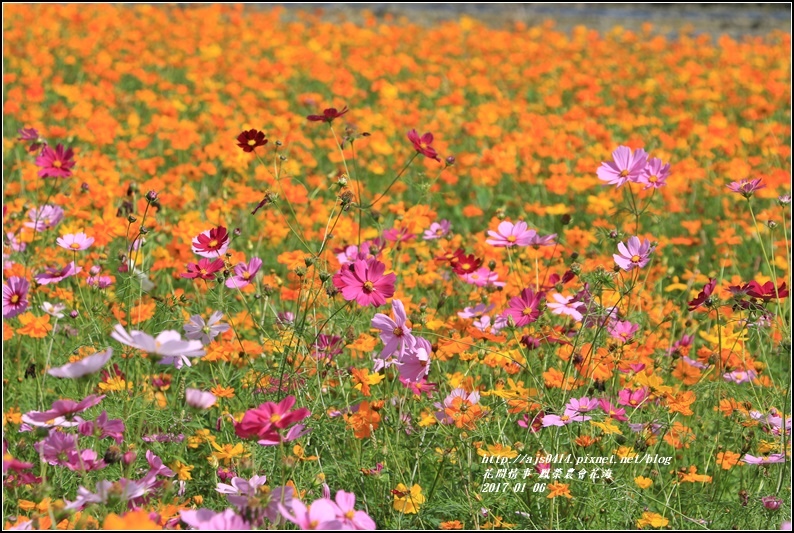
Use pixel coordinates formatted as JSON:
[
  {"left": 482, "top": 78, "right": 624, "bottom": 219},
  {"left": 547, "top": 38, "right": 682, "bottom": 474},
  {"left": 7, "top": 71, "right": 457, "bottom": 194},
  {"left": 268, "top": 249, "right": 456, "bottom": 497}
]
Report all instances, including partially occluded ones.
[
  {"left": 526, "top": 232, "right": 557, "bottom": 247},
  {"left": 17, "top": 127, "right": 45, "bottom": 153},
  {"left": 3, "top": 276, "right": 30, "bottom": 318},
  {"left": 486, "top": 220, "right": 536, "bottom": 247},
  {"left": 541, "top": 413, "right": 574, "bottom": 427},
  {"left": 48, "top": 348, "right": 112, "bottom": 379},
  {"left": 608, "top": 320, "right": 640, "bottom": 342},
  {"left": 618, "top": 387, "right": 649, "bottom": 408},
  {"left": 502, "top": 287, "right": 545, "bottom": 327},
  {"left": 371, "top": 299, "right": 416, "bottom": 359},
  {"left": 24, "top": 205, "right": 64, "bottom": 232},
  {"left": 335, "top": 242, "right": 373, "bottom": 265},
  {"left": 407, "top": 129, "right": 441, "bottom": 162},
  {"left": 35, "top": 143, "right": 76, "bottom": 178},
  {"left": 180, "top": 509, "right": 251, "bottom": 530},
  {"left": 34, "top": 429, "right": 77, "bottom": 464},
  {"left": 186, "top": 388, "right": 217, "bottom": 409},
  {"left": 216, "top": 474, "right": 268, "bottom": 506},
  {"left": 742, "top": 453, "right": 785, "bottom": 465},
  {"left": 184, "top": 311, "right": 230, "bottom": 345},
  {"left": 235, "top": 396, "right": 311, "bottom": 445},
  {"left": 460, "top": 267, "right": 506, "bottom": 288},
  {"left": 78, "top": 411, "right": 125, "bottom": 443},
  {"left": 727, "top": 178, "right": 765, "bottom": 198},
  {"left": 598, "top": 399, "right": 628, "bottom": 421},
  {"left": 182, "top": 257, "right": 225, "bottom": 280},
  {"left": 192, "top": 226, "right": 230, "bottom": 258},
  {"left": 333, "top": 490, "right": 377, "bottom": 530},
  {"left": 34, "top": 262, "right": 82, "bottom": 285},
  {"left": 637, "top": 157, "right": 670, "bottom": 189},
  {"left": 110, "top": 324, "right": 205, "bottom": 369},
  {"left": 423, "top": 220, "right": 451, "bottom": 240},
  {"left": 64, "top": 448, "right": 106, "bottom": 472},
  {"left": 398, "top": 336, "right": 432, "bottom": 384},
  {"left": 332, "top": 258, "right": 396, "bottom": 307},
  {"left": 613, "top": 236, "right": 655, "bottom": 271},
  {"left": 458, "top": 303, "right": 495, "bottom": 319},
  {"left": 225, "top": 257, "right": 262, "bottom": 289},
  {"left": 723, "top": 369, "right": 757, "bottom": 384},
  {"left": 56, "top": 232, "right": 94, "bottom": 251},
  {"left": 23, "top": 394, "right": 105, "bottom": 427},
  {"left": 146, "top": 450, "right": 175, "bottom": 477},
  {"left": 279, "top": 498, "right": 343, "bottom": 530},
  {"left": 597, "top": 146, "right": 648, "bottom": 188},
  {"left": 546, "top": 293, "right": 586, "bottom": 322}
]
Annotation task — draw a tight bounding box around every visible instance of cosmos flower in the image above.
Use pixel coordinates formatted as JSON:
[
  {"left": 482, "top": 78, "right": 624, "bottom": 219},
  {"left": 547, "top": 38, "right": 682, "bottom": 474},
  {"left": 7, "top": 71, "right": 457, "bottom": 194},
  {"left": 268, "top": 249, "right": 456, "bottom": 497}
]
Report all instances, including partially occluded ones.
[
  {"left": 24, "top": 205, "right": 64, "bottom": 232},
  {"left": 180, "top": 509, "right": 251, "bottom": 530},
  {"left": 613, "top": 236, "right": 655, "bottom": 271},
  {"left": 407, "top": 129, "right": 441, "bottom": 161},
  {"left": 56, "top": 232, "right": 94, "bottom": 251},
  {"left": 225, "top": 257, "right": 262, "bottom": 289},
  {"left": 186, "top": 389, "right": 217, "bottom": 409},
  {"left": 637, "top": 157, "right": 670, "bottom": 189},
  {"left": 182, "top": 257, "right": 225, "bottom": 280},
  {"left": 3, "top": 276, "right": 30, "bottom": 318},
  {"left": 597, "top": 145, "right": 648, "bottom": 188},
  {"left": 48, "top": 348, "right": 112, "bottom": 379},
  {"left": 727, "top": 178, "right": 765, "bottom": 198},
  {"left": 502, "top": 287, "right": 544, "bottom": 327},
  {"left": 307, "top": 106, "right": 349, "bottom": 123},
  {"left": 34, "top": 262, "right": 82, "bottom": 285},
  {"left": 183, "top": 311, "right": 230, "bottom": 345},
  {"left": 110, "top": 324, "right": 205, "bottom": 369},
  {"left": 371, "top": 299, "right": 416, "bottom": 359},
  {"left": 423, "top": 220, "right": 451, "bottom": 240},
  {"left": 35, "top": 143, "right": 75, "bottom": 178},
  {"left": 333, "top": 258, "right": 396, "bottom": 307},
  {"left": 192, "top": 226, "right": 230, "bottom": 258},
  {"left": 486, "top": 220, "right": 536, "bottom": 247},
  {"left": 236, "top": 129, "right": 267, "bottom": 152}
]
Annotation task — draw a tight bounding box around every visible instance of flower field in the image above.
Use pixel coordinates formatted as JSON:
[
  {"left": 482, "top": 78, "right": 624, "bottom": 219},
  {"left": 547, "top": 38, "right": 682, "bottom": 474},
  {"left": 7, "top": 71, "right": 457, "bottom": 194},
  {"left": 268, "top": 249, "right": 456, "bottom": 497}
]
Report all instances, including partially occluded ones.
[{"left": 2, "top": 4, "right": 791, "bottom": 530}]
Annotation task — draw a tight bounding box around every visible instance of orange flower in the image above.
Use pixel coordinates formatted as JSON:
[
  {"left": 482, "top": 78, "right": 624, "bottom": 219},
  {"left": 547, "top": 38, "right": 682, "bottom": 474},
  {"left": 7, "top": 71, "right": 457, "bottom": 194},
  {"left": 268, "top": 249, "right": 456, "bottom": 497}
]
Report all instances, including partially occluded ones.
[
  {"left": 345, "top": 400, "right": 381, "bottom": 439},
  {"left": 676, "top": 465, "right": 712, "bottom": 483},
  {"left": 716, "top": 451, "right": 743, "bottom": 470},
  {"left": 546, "top": 481, "right": 573, "bottom": 499},
  {"left": 440, "top": 520, "right": 464, "bottom": 529},
  {"left": 103, "top": 510, "right": 162, "bottom": 530},
  {"left": 636, "top": 512, "right": 669, "bottom": 529},
  {"left": 16, "top": 312, "right": 51, "bottom": 338}
]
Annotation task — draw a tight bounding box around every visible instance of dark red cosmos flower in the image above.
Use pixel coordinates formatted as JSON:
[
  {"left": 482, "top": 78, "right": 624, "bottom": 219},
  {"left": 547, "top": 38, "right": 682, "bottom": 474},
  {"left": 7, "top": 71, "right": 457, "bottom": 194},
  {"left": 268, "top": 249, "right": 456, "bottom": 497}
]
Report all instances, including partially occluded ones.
[
  {"left": 307, "top": 106, "right": 349, "bottom": 123},
  {"left": 236, "top": 129, "right": 268, "bottom": 152},
  {"left": 688, "top": 278, "right": 718, "bottom": 311},
  {"left": 745, "top": 280, "right": 788, "bottom": 301},
  {"left": 192, "top": 226, "right": 229, "bottom": 256},
  {"left": 181, "top": 257, "right": 225, "bottom": 280},
  {"left": 451, "top": 252, "right": 483, "bottom": 276},
  {"left": 407, "top": 129, "right": 441, "bottom": 162}
]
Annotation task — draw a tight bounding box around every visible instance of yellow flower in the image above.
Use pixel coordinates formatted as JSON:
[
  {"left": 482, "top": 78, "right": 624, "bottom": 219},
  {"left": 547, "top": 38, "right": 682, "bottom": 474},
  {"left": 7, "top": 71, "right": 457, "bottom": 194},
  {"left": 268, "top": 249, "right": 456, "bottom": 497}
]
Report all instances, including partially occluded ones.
[
  {"left": 634, "top": 476, "right": 653, "bottom": 489},
  {"left": 636, "top": 512, "right": 669, "bottom": 529},
  {"left": 292, "top": 444, "right": 318, "bottom": 462},
  {"left": 477, "top": 443, "right": 518, "bottom": 459},
  {"left": 209, "top": 441, "right": 249, "bottom": 465},
  {"left": 170, "top": 460, "right": 194, "bottom": 481},
  {"left": 393, "top": 483, "right": 425, "bottom": 514}
]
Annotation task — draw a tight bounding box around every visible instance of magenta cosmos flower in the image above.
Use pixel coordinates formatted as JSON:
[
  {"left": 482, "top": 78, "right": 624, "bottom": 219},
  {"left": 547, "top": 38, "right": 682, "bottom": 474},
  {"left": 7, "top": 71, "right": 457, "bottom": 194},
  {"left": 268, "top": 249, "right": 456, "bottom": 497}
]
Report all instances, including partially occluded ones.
[
  {"left": 597, "top": 146, "right": 648, "bottom": 188},
  {"left": 225, "top": 257, "right": 262, "bottom": 289},
  {"left": 503, "top": 287, "right": 544, "bottom": 327},
  {"left": 279, "top": 498, "right": 343, "bottom": 530},
  {"left": 56, "top": 232, "right": 94, "bottom": 251},
  {"left": 407, "top": 129, "right": 441, "bottom": 162},
  {"left": 182, "top": 257, "right": 225, "bottom": 280},
  {"left": 235, "top": 396, "right": 311, "bottom": 445},
  {"left": 3, "top": 276, "right": 30, "bottom": 318},
  {"left": 486, "top": 220, "right": 536, "bottom": 247},
  {"left": 35, "top": 143, "right": 76, "bottom": 178},
  {"left": 371, "top": 299, "right": 416, "bottom": 359},
  {"left": 34, "top": 262, "right": 82, "bottom": 285},
  {"left": 48, "top": 348, "right": 112, "bottom": 379},
  {"left": 24, "top": 205, "right": 64, "bottom": 231},
  {"left": 191, "top": 226, "right": 230, "bottom": 258},
  {"left": 110, "top": 324, "right": 205, "bottom": 369},
  {"left": 333, "top": 258, "right": 396, "bottom": 307},
  {"left": 727, "top": 178, "right": 765, "bottom": 198},
  {"left": 688, "top": 278, "right": 718, "bottom": 311},
  {"left": 613, "top": 236, "right": 655, "bottom": 271}
]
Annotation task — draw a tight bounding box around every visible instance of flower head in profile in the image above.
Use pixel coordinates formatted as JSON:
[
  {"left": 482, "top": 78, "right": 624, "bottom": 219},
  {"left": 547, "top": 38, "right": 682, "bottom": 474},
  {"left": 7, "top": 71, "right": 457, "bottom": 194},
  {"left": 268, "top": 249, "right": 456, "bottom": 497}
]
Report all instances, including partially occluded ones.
[
  {"left": 486, "top": 220, "right": 536, "bottom": 247},
  {"left": 180, "top": 509, "right": 251, "bottom": 530},
  {"left": 688, "top": 278, "right": 718, "bottom": 311},
  {"left": 18, "top": 127, "right": 45, "bottom": 153},
  {"left": 186, "top": 389, "right": 217, "bottom": 410},
  {"left": 48, "top": 348, "right": 112, "bottom": 379},
  {"left": 727, "top": 178, "right": 765, "bottom": 198},
  {"left": 184, "top": 311, "right": 230, "bottom": 345},
  {"left": 613, "top": 236, "right": 655, "bottom": 271},
  {"left": 333, "top": 258, "right": 396, "bottom": 307},
  {"left": 35, "top": 143, "right": 75, "bottom": 178},
  {"left": 236, "top": 129, "right": 267, "bottom": 153},
  {"left": 23, "top": 394, "right": 105, "bottom": 427},
  {"left": 192, "top": 226, "right": 230, "bottom": 258},
  {"left": 546, "top": 293, "right": 586, "bottom": 322},
  {"left": 56, "top": 232, "right": 94, "bottom": 252},
  {"left": 597, "top": 145, "right": 648, "bottom": 188},
  {"left": 307, "top": 106, "right": 349, "bottom": 123},
  {"left": 235, "top": 396, "right": 311, "bottom": 446},
  {"left": 279, "top": 498, "right": 342, "bottom": 530},
  {"left": 3, "top": 276, "right": 30, "bottom": 318},
  {"left": 407, "top": 129, "right": 441, "bottom": 161},
  {"left": 34, "top": 262, "right": 82, "bottom": 285}
]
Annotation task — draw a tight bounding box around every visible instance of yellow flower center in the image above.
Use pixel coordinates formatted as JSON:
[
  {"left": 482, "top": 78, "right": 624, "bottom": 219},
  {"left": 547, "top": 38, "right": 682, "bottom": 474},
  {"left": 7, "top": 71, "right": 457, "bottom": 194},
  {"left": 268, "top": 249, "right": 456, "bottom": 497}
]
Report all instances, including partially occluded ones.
[
  {"left": 630, "top": 255, "right": 640, "bottom": 263},
  {"left": 506, "top": 235, "right": 517, "bottom": 243},
  {"left": 247, "top": 139, "right": 256, "bottom": 146},
  {"left": 561, "top": 415, "right": 570, "bottom": 422},
  {"left": 522, "top": 307, "right": 534, "bottom": 316},
  {"left": 363, "top": 281, "right": 374, "bottom": 293},
  {"left": 243, "top": 272, "right": 251, "bottom": 280},
  {"left": 208, "top": 239, "right": 218, "bottom": 248},
  {"left": 393, "top": 327, "right": 403, "bottom": 337},
  {"left": 199, "top": 269, "right": 207, "bottom": 275},
  {"left": 10, "top": 295, "right": 19, "bottom": 304},
  {"left": 619, "top": 169, "right": 629, "bottom": 177},
  {"left": 70, "top": 242, "right": 81, "bottom": 250},
  {"left": 270, "top": 414, "right": 282, "bottom": 423},
  {"left": 53, "top": 160, "right": 62, "bottom": 168},
  {"left": 648, "top": 175, "right": 658, "bottom": 183}
]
